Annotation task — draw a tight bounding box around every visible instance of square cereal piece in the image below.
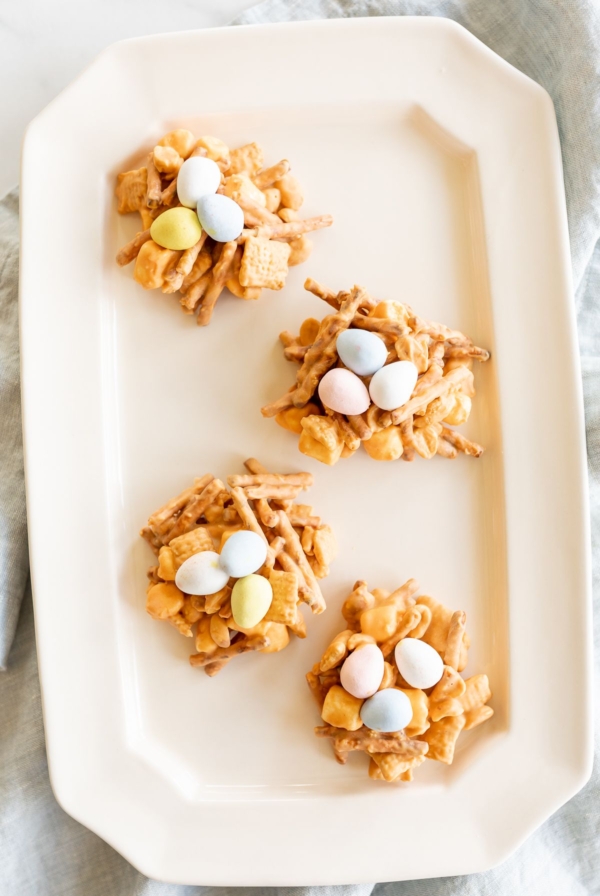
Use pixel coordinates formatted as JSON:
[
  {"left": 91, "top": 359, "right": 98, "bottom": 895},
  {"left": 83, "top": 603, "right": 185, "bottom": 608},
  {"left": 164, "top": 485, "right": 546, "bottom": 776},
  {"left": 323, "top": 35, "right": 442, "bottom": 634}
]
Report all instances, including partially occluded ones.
[
  {"left": 239, "top": 237, "right": 291, "bottom": 290},
  {"left": 169, "top": 527, "right": 214, "bottom": 568},
  {"left": 229, "top": 142, "right": 264, "bottom": 176},
  {"left": 116, "top": 167, "right": 148, "bottom": 213},
  {"left": 421, "top": 714, "right": 466, "bottom": 764},
  {"left": 313, "top": 525, "right": 337, "bottom": 569},
  {"left": 370, "top": 752, "right": 425, "bottom": 783},
  {"left": 134, "top": 241, "right": 181, "bottom": 290},
  {"left": 264, "top": 570, "right": 298, "bottom": 625},
  {"left": 299, "top": 415, "right": 344, "bottom": 466}
]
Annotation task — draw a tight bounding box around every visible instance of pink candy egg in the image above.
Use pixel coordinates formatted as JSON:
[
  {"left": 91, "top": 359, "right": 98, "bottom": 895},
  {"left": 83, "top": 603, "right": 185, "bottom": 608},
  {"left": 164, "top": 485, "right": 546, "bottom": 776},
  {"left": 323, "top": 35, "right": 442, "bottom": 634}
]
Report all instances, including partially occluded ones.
[
  {"left": 340, "top": 643, "right": 385, "bottom": 699},
  {"left": 318, "top": 368, "right": 370, "bottom": 416}
]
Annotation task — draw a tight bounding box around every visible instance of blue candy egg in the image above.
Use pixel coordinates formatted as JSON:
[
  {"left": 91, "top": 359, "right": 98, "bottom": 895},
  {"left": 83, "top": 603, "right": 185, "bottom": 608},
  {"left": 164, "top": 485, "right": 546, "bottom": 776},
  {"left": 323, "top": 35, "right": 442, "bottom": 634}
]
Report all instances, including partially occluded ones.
[
  {"left": 197, "top": 193, "right": 244, "bottom": 243},
  {"left": 360, "top": 688, "right": 413, "bottom": 732},
  {"left": 219, "top": 530, "right": 267, "bottom": 578},
  {"left": 336, "top": 329, "right": 387, "bottom": 377}
]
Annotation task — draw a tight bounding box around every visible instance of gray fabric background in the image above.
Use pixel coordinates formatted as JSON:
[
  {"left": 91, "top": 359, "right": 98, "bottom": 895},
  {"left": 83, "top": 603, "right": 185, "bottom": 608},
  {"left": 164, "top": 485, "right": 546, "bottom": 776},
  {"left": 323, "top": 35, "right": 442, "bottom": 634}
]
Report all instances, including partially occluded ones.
[{"left": 1, "top": 1, "right": 599, "bottom": 893}]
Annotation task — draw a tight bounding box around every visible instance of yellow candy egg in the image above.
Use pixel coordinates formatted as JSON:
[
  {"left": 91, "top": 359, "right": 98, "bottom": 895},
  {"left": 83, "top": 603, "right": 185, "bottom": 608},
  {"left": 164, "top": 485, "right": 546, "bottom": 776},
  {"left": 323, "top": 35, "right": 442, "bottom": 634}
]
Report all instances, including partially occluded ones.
[
  {"left": 231, "top": 574, "right": 273, "bottom": 629},
  {"left": 150, "top": 207, "right": 202, "bottom": 250}
]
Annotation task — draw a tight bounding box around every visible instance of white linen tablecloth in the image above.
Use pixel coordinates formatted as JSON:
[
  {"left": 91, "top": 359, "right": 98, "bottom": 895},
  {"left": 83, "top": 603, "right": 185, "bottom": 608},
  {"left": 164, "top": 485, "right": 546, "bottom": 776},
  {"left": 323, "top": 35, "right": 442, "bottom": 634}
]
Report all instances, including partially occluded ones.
[{"left": 1, "top": 1, "right": 599, "bottom": 893}]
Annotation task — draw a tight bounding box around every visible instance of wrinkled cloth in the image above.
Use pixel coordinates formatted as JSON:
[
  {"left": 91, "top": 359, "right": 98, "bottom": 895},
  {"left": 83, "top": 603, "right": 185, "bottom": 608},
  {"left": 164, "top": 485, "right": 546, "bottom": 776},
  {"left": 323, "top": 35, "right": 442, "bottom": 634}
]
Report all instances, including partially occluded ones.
[{"left": 1, "top": 1, "right": 600, "bottom": 893}]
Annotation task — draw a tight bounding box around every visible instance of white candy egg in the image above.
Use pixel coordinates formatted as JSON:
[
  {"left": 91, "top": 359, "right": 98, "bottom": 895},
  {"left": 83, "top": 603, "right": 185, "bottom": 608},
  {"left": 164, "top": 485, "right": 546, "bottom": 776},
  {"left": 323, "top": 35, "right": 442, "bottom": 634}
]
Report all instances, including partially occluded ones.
[
  {"left": 360, "top": 688, "right": 413, "bottom": 732},
  {"left": 318, "top": 368, "right": 371, "bottom": 416},
  {"left": 369, "top": 360, "right": 418, "bottom": 411},
  {"left": 395, "top": 638, "right": 444, "bottom": 689},
  {"left": 340, "top": 644, "right": 385, "bottom": 698},
  {"left": 336, "top": 329, "right": 387, "bottom": 376},
  {"left": 219, "top": 530, "right": 267, "bottom": 578},
  {"left": 175, "top": 550, "right": 230, "bottom": 596},
  {"left": 197, "top": 194, "right": 244, "bottom": 242},
  {"left": 176, "top": 156, "right": 221, "bottom": 208}
]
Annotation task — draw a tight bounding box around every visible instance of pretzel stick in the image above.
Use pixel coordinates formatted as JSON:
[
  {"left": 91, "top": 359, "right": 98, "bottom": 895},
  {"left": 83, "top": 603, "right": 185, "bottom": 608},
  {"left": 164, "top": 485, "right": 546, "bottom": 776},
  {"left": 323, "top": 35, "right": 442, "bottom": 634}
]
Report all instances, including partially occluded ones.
[
  {"left": 253, "top": 159, "right": 290, "bottom": 190},
  {"left": 228, "top": 473, "right": 313, "bottom": 488},
  {"left": 116, "top": 230, "right": 151, "bottom": 266},
  {"left": 260, "top": 536, "right": 285, "bottom": 572},
  {"left": 230, "top": 487, "right": 269, "bottom": 541},
  {"left": 190, "top": 635, "right": 269, "bottom": 670},
  {"left": 261, "top": 390, "right": 299, "bottom": 418},
  {"left": 165, "top": 479, "right": 225, "bottom": 542},
  {"left": 244, "top": 484, "right": 302, "bottom": 501},
  {"left": 324, "top": 409, "right": 360, "bottom": 450},
  {"left": 293, "top": 286, "right": 366, "bottom": 406},
  {"left": 347, "top": 414, "right": 372, "bottom": 441},
  {"left": 255, "top": 499, "right": 278, "bottom": 528},
  {"left": 275, "top": 550, "right": 313, "bottom": 601},
  {"left": 242, "top": 458, "right": 278, "bottom": 527},
  {"left": 166, "top": 232, "right": 207, "bottom": 285},
  {"left": 304, "top": 278, "right": 340, "bottom": 309},
  {"left": 140, "top": 527, "right": 163, "bottom": 554},
  {"left": 181, "top": 243, "right": 214, "bottom": 292},
  {"left": 230, "top": 487, "right": 278, "bottom": 570},
  {"left": 410, "top": 314, "right": 471, "bottom": 344},
  {"left": 284, "top": 345, "right": 309, "bottom": 362},
  {"left": 279, "top": 330, "right": 298, "bottom": 347},
  {"left": 287, "top": 508, "right": 321, "bottom": 527},
  {"left": 412, "top": 364, "right": 443, "bottom": 397},
  {"left": 236, "top": 196, "right": 282, "bottom": 227},
  {"left": 306, "top": 668, "right": 329, "bottom": 708},
  {"left": 443, "top": 611, "right": 467, "bottom": 669},
  {"left": 436, "top": 437, "right": 458, "bottom": 459},
  {"left": 315, "top": 725, "right": 429, "bottom": 762},
  {"left": 258, "top": 215, "right": 333, "bottom": 242},
  {"left": 160, "top": 176, "right": 178, "bottom": 206},
  {"left": 197, "top": 241, "right": 237, "bottom": 326},
  {"left": 243, "top": 458, "right": 269, "bottom": 474},
  {"left": 444, "top": 345, "right": 489, "bottom": 361},
  {"left": 275, "top": 511, "right": 325, "bottom": 613},
  {"left": 145, "top": 154, "right": 162, "bottom": 208},
  {"left": 162, "top": 242, "right": 204, "bottom": 296},
  {"left": 440, "top": 427, "right": 483, "bottom": 457},
  {"left": 266, "top": 528, "right": 313, "bottom": 600},
  {"left": 303, "top": 277, "right": 376, "bottom": 312},
  {"left": 398, "top": 418, "right": 416, "bottom": 462},
  {"left": 180, "top": 272, "right": 211, "bottom": 313},
  {"left": 391, "top": 366, "right": 470, "bottom": 425},
  {"left": 352, "top": 316, "right": 410, "bottom": 339},
  {"left": 147, "top": 474, "right": 214, "bottom": 536},
  {"left": 389, "top": 578, "right": 421, "bottom": 605}
]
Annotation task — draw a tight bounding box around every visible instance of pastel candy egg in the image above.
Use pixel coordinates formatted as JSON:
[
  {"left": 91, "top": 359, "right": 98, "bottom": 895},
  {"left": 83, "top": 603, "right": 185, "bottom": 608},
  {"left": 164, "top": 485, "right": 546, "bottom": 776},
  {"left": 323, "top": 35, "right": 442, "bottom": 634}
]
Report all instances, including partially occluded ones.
[
  {"left": 150, "top": 207, "right": 202, "bottom": 250},
  {"left": 340, "top": 643, "right": 385, "bottom": 699},
  {"left": 395, "top": 638, "right": 444, "bottom": 689},
  {"left": 219, "top": 530, "right": 267, "bottom": 578},
  {"left": 197, "top": 193, "right": 244, "bottom": 243},
  {"left": 318, "top": 368, "right": 370, "bottom": 416},
  {"left": 175, "top": 550, "right": 229, "bottom": 596},
  {"left": 336, "top": 329, "right": 387, "bottom": 377},
  {"left": 360, "top": 688, "right": 413, "bottom": 732},
  {"left": 369, "top": 360, "right": 418, "bottom": 411},
  {"left": 177, "top": 156, "right": 222, "bottom": 208},
  {"left": 231, "top": 574, "right": 273, "bottom": 629}
]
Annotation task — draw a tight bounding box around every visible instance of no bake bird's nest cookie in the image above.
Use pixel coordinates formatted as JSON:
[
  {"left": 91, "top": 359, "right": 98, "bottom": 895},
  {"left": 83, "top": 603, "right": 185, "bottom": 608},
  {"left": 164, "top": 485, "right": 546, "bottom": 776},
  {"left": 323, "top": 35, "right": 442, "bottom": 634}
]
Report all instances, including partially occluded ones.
[
  {"left": 115, "top": 129, "right": 333, "bottom": 326},
  {"left": 141, "top": 459, "right": 336, "bottom": 676},
  {"left": 262, "top": 280, "right": 490, "bottom": 464},
  {"left": 307, "top": 579, "right": 493, "bottom": 782}
]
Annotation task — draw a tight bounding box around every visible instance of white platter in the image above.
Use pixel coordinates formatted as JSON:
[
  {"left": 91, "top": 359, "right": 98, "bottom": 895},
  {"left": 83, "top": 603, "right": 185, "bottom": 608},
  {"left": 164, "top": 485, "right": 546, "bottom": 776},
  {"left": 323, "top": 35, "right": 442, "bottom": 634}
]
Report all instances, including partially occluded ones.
[{"left": 20, "top": 16, "right": 592, "bottom": 885}]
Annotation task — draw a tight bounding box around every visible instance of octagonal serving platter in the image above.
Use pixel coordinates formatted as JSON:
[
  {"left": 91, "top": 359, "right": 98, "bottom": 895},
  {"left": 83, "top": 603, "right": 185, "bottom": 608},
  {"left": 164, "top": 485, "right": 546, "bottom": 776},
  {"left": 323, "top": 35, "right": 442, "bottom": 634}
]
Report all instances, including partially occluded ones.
[{"left": 20, "top": 16, "right": 592, "bottom": 885}]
